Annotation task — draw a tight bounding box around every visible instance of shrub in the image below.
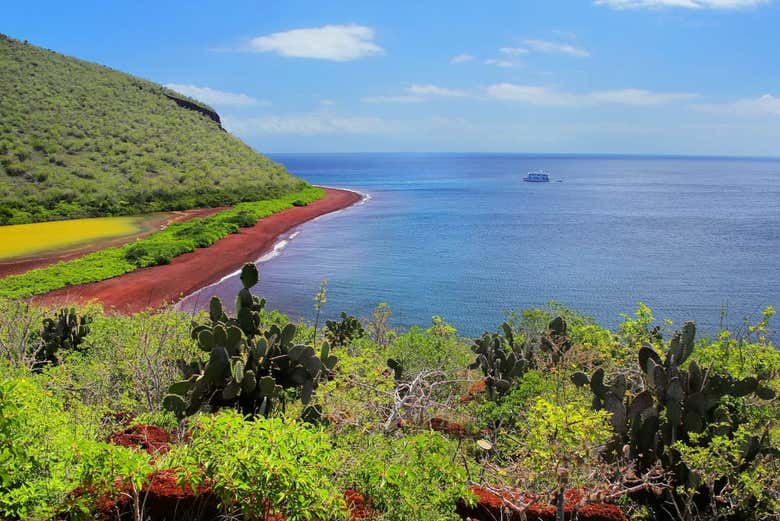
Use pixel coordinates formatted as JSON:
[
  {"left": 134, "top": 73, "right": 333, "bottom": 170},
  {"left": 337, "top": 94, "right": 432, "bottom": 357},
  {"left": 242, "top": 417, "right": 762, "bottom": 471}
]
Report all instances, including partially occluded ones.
[
  {"left": 0, "top": 376, "right": 151, "bottom": 520},
  {"left": 226, "top": 209, "right": 256, "bottom": 228},
  {"left": 473, "top": 369, "right": 556, "bottom": 431},
  {"left": 345, "top": 431, "right": 475, "bottom": 521},
  {"left": 387, "top": 318, "right": 471, "bottom": 378},
  {"left": 521, "top": 396, "right": 612, "bottom": 488},
  {"left": 41, "top": 306, "right": 197, "bottom": 414},
  {"left": 165, "top": 410, "right": 346, "bottom": 520}
]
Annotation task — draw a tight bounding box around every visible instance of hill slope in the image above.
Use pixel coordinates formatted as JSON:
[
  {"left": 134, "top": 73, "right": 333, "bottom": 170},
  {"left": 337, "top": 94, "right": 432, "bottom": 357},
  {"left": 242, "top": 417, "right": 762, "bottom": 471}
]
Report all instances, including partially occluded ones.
[{"left": 0, "top": 34, "right": 305, "bottom": 225}]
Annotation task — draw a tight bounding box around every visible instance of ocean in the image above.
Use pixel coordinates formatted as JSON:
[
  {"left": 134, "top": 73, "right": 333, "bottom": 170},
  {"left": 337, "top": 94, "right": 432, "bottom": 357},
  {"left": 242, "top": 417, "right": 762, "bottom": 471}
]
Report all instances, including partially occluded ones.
[{"left": 179, "top": 154, "right": 780, "bottom": 338}]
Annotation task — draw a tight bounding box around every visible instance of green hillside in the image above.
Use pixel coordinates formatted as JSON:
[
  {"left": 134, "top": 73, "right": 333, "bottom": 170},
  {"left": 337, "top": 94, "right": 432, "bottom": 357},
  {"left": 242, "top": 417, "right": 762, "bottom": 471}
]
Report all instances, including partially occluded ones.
[{"left": 0, "top": 34, "right": 306, "bottom": 225}]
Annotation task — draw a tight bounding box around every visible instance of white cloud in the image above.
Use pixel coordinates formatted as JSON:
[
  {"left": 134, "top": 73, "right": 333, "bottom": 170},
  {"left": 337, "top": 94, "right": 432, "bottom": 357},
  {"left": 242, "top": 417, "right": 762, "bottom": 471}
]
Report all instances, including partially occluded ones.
[
  {"left": 694, "top": 94, "right": 780, "bottom": 116},
  {"left": 522, "top": 39, "right": 591, "bottom": 58},
  {"left": 588, "top": 88, "right": 698, "bottom": 105},
  {"left": 223, "top": 113, "right": 394, "bottom": 135},
  {"left": 407, "top": 84, "right": 471, "bottom": 97},
  {"left": 362, "top": 95, "right": 427, "bottom": 103},
  {"left": 595, "top": 0, "right": 769, "bottom": 9},
  {"left": 485, "top": 58, "right": 516, "bottom": 68},
  {"left": 320, "top": 99, "right": 337, "bottom": 106},
  {"left": 363, "top": 82, "right": 696, "bottom": 108},
  {"left": 245, "top": 24, "right": 383, "bottom": 61},
  {"left": 164, "top": 83, "right": 267, "bottom": 107},
  {"left": 485, "top": 83, "right": 697, "bottom": 106},
  {"left": 486, "top": 84, "right": 579, "bottom": 106},
  {"left": 499, "top": 47, "right": 529, "bottom": 55},
  {"left": 362, "top": 84, "right": 473, "bottom": 104},
  {"left": 450, "top": 53, "right": 475, "bottom": 63}
]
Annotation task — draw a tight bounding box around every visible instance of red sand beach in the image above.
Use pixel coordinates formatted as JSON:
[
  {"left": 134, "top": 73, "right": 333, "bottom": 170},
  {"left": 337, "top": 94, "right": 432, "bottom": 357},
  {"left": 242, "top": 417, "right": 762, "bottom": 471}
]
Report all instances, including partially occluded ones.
[{"left": 32, "top": 188, "right": 362, "bottom": 313}]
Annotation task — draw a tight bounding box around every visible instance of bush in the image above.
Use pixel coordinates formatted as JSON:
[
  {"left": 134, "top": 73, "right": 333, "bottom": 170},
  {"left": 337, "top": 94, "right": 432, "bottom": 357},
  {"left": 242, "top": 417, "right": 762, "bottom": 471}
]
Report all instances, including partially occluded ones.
[
  {"left": 473, "top": 369, "right": 556, "bottom": 431},
  {"left": 165, "top": 410, "right": 346, "bottom": 520},
  {"left": 42, "top": 307, "right": 197, "bottom": 414},
  {"left": 0, "top": 376, "right": 151, "bottom": 520},
  {"left": 387, "top": 318, "right": 471, "bottom": 378},
  {"left": 226, "top": 209, "right": 256, "bottom": 228},
  {"left": 344, "top": 431, "right": 475, "bottom": 521}
]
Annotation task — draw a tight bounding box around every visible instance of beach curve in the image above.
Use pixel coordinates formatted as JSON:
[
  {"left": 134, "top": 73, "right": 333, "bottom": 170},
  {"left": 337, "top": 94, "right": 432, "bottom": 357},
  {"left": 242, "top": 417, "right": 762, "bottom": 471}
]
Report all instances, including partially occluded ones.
[{"left": 31, "top": 188, "right": 363, "bottom": 313}]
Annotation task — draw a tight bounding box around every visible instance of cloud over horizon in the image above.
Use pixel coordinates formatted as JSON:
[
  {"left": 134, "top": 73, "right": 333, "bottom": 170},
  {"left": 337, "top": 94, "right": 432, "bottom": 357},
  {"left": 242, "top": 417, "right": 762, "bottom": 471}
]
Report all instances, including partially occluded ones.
[
  {"left": 164, "top": 83, "right": 268, "bottom": 107},
  {"left": 486, "top": 83, "right": 697, "bottom": 106},
  {"left": 595, "top": 0, "right": 769, "bottom": 9},
  {"left": 223, "top": 113, "right": 394, "bottom": 135},
  {"left": 694, "top": 94, "right": 780, "bottom": 116},
  {"left": 244, "top": 24, "right": 384, "bottom": 61}
]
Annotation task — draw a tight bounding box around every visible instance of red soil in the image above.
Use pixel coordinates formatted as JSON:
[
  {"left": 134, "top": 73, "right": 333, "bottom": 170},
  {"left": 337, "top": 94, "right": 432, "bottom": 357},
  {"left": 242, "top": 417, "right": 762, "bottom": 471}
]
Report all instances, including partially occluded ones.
[
  {"left": 0, "top": 207, "right": 226, "bottom": 278},
  {"left": 461, "top": 379, "right": 487, "bottom": 403},
  {"left": 93, "top": 470, "right": 219, "bottom": 521},
  {"left": 138, "top": 470, "right": 219, "bottom": 520},
  {"left": 429, "top": 416, "right": 467, "bottom": 438},
  {"left": 458, "top": 486, "right": 627, "bottom": 521},
  {"left": 32, "top": 188, "right": 362, "bottom": 313},
  {"left": 345, "top": 489, "right": 377, "bottom": 520},
  {"left": 108, "top": 424, "right": 173, "bottom": 455}
]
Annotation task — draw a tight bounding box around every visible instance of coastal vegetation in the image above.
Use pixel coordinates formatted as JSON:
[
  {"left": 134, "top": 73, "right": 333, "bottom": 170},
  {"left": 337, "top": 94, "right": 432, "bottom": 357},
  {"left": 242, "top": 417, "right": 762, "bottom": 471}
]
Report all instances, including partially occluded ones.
[
  {"left": 0, "top": 34, "right": 307, "bottom": 224},
  {"left": 0, "top": 267, "right": 777, "bottom": 520},
  {"left": 0, "top": 215, "right": 148, "bottom": 260},
  {"left": 0, "top": 186, "right": 324, "bottom": 298},
  {"left": 1, "top": 23, "right": 777, "bottom": 521}
]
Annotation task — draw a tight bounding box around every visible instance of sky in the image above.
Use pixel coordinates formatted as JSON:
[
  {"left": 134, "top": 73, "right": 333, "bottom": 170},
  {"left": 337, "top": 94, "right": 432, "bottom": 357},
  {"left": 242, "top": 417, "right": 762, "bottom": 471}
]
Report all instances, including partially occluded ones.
[{"left": 3, "top": 0, "right": 780, "bottom": 155}]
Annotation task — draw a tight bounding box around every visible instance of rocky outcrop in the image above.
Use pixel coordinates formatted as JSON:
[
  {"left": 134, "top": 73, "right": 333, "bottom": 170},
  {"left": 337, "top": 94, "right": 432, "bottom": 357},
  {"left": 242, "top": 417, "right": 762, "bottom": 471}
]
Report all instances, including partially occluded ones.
[{"left": 163, "top": 92, "right": 222, "bottom": 127}]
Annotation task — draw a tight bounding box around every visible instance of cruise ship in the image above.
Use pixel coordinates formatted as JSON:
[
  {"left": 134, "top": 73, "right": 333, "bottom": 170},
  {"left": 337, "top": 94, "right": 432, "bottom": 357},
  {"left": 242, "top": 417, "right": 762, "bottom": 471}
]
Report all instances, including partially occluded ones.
[{"left": 523, "top": 171, "right": 550, "bottom": 182}]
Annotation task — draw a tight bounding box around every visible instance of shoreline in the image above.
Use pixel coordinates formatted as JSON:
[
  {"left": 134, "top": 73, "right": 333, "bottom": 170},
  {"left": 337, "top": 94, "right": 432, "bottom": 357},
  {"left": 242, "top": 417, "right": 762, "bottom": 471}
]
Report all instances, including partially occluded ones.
[
  {"left": 31, "top": 187, "right": 363, "bottom": 314},
  {"left": 176, "top": 185, "right": 371, "bottom": 308}
]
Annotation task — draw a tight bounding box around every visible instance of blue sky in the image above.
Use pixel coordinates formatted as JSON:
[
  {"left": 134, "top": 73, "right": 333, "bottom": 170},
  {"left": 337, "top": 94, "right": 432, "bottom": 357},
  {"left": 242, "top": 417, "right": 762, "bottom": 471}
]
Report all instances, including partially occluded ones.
[{"left": 4, "top": 0, "right": 780, "bottom": 155}]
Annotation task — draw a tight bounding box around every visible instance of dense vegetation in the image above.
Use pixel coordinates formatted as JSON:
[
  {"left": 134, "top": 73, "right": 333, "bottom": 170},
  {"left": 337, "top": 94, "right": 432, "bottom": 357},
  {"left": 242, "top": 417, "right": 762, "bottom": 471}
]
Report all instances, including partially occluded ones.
[
  {"left": 0, "top": 272, "right": 777, "bottom": 521},
  {"left": 0, "top": 186, "right": 323, "bottom": 298},
  {"left": 0, "top": 34, "right": 306, "bottom": 224}
]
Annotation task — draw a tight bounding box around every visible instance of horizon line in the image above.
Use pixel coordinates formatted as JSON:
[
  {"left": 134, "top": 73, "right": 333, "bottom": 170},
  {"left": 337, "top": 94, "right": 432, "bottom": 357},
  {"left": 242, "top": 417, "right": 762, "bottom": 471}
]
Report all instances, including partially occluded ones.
[{"left": 264, "top": 151, "right": 780, "bottom": 161}]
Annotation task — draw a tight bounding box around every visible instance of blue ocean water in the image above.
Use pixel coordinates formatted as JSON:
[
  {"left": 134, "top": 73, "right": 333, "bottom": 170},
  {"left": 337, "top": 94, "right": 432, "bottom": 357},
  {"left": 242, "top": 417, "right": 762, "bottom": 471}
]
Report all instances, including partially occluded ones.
[{"left": 180, "top": 154, "right": 780, "bottom": 337}]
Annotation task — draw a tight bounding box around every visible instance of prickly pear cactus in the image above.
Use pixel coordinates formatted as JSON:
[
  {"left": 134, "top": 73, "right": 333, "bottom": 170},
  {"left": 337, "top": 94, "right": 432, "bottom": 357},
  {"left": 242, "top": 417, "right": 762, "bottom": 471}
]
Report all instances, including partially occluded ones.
[
  {"left": 572, "top": 320, "right": 776, "bottom": 479},
  {"left": 325, "top": 312, "right": 365, "bottom": 348},
  {"left": 163, "top": 263, "right": 337, "bottom": 421},
  {"left": 35, "top": 307, "right": 92, "bottom": 367},
  {"left": 539, "top": 315, "right": 574, "bottom": 364},
  {"left": 468, "top": 318, "right": 552, "bottom": 400}
]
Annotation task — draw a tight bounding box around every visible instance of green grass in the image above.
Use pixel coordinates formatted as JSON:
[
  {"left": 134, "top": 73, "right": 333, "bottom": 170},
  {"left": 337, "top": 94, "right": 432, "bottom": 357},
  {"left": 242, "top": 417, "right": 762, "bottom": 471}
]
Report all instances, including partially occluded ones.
[
  {"left": 0, "top": 33, "right": 306, "bottom": 224},
  {"left": 0, "top": 186, "right": 324, "bottom": 298}
]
